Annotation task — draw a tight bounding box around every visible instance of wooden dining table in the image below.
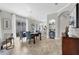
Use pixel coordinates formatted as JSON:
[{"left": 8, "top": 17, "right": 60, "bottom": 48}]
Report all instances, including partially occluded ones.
[{"left": 31, "top": 32, "right": 41, "bottom": 44}]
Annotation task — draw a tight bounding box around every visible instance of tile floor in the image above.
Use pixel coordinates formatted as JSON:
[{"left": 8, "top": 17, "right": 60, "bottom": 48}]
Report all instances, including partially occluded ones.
[{"left": 0, "top": 37, "right": 62, "bottom": 55}]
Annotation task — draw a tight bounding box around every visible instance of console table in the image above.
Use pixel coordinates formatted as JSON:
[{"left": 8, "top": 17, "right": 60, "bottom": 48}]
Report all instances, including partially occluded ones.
[{"left": 62, "top": 36, "right": 79, "bottom": 55}]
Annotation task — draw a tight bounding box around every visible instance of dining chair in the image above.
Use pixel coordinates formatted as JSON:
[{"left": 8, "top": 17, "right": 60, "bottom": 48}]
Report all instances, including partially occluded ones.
[{"left": 26, "top": 31, "right": 32, "bottom": 44}]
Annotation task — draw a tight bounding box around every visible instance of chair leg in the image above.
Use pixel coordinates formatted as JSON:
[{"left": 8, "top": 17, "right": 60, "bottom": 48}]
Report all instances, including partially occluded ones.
[{"left": 1, "top": 45, "right": 3, "bottom": 50}]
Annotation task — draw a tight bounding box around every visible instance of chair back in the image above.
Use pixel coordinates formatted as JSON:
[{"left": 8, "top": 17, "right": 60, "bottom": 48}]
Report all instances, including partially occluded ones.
[{"left": 26, "top": 31, "right": 31, "bottom": 39}]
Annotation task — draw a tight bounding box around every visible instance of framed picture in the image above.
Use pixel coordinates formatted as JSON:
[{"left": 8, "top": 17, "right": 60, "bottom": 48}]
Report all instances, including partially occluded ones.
[
  {"left": 69, "top": 16, "right": 74, "bottom": 26},
  {"left": 3, "top": 18, "right": 11, "bottom": 30}
]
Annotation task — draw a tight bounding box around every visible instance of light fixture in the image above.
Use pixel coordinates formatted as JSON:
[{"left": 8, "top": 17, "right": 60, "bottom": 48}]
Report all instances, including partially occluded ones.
[{"left": 54, "top": 3, "right": 58, "bottom": 5}]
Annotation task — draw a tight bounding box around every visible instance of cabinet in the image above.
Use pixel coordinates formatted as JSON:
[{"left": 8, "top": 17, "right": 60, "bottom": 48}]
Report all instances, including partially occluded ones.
[{"left": 62, "top": 36, "right": 79, "bottom": 55}]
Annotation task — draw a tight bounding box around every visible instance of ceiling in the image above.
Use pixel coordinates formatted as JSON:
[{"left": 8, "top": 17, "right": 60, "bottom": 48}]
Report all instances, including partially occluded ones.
[{"left": 0, "top": 3, "right": 69, "bottom": 21}]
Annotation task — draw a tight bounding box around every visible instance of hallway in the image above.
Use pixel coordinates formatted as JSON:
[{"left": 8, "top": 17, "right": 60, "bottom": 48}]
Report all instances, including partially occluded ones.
[{"left": 0, "top": 37, "right": 62, "bottom": 55}]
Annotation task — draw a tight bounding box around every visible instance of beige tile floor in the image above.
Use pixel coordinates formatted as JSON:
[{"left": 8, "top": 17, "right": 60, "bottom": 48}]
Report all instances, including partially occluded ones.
[{"left": 0, "top": 37, "right": 62, "bottom": 55}]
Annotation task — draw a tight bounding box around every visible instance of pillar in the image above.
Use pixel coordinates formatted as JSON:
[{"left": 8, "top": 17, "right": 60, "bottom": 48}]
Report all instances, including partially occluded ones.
[
  {"left": 47, "top": 19, "right": 49, "bottom": 38},
  {"left": 12, "top": 14, "right": 16, "bottom": 38},
  {"left": 26, "top": 18, "right": 29, "bottom": 31},
  {"left": 0, "top": 17, "right": 2, "bottom": 41},
  {"left": 55, "top": 17, "right": 61, "bottom": 39}
]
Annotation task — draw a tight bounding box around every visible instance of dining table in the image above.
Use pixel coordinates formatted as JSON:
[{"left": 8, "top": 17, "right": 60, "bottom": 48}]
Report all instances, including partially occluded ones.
[{"left": 31, "top": 32, "right": 41, "bottom": 44}]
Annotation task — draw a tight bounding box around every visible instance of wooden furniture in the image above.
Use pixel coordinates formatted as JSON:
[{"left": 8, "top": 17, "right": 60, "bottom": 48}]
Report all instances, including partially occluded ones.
[
  {"left": 20, "top": 31, "right": 41, "bottom": 44},
  {"left": 31, "top": 32, "right": 41, "bottom": 44},
  {"left": 1, "top": 37, "right": 14, "bottom": 50},
  {"left": 62, "top": 36, "right": 79, "bottom": 55}
]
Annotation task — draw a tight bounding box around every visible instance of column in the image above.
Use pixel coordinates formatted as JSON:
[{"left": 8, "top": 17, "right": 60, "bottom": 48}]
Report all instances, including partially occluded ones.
[
  {"left": 26, "top": 18, "right": 29, "bottom": 31},
  {"left": 47, "top": 19, "right": 49, "bottom": 38},
  {"left": 55, "top": 17, "right": 61, "bottom": 39},
  {"left": 12, "top": 14, "right": 16, "bottom": 38},
  {"left": 0, "top": 17, "right": 2, "bottom": 41}
]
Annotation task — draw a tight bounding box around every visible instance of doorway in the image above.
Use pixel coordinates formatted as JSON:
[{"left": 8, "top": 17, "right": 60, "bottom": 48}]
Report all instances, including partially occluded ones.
[{"left": 49, "top": 19, "right": 55, "bottom": 39}]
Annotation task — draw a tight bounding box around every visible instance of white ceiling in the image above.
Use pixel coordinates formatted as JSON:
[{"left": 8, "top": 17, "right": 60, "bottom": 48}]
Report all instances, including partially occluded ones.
[{"left": 0, "top": 3, "right": 69, "bottom": 21}]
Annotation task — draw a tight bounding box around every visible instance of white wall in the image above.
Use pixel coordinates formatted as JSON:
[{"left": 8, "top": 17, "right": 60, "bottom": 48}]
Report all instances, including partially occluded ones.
[
  {"left": 47, "top": 4, "right": 76, "bottom": 39},
  {"left": 0, "top": 11, "right": 12, "bottom": 40},
  {"left": 47, "top": 13, "right": 60, "bottom": 39},
  {"left": 16, "top": 15, "right": 26, "bottom": 33},
  {"left": 47, "top": 14, "right": 59, "bottom": 39},
  {"left": 28, "top": 18, "right": 40, "bottom": 32},
  {"left": 68, "top": 5, "right": 79, "bottom": 38},
  {"left": 59, "top": 14, "right": 70, "bottom": 37},
  {"left": 0, "top": 10, "right": 29, "bottom": 45},
  {"left": 0, "top": 15, "right": 2, "bottom": 45},
  {"left": 0, "top": 10, "right": 12, "bottom": 48}
]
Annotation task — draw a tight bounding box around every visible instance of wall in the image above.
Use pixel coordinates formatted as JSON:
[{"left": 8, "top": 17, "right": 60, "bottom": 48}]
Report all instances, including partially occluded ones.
[
  {"left": 59, "top": 13, "right": 70, "bottom": 37},
  {"left": 0, "top": 10, "right": 12, "bottom": 40},
  {"left": 16, "top": 15, "right": 26, "bottom": 34},
  {"left": 68, "top": 5, "right": 79, "bottom": 38},
  {"left": 28, "top": 18, "right": 40, "bottom": 33},
  {"left": 0, "top": 16, "right": 2, "bottom": 45},
  {"left": 0, "top": 10, "right": 29, "bottom": 48},
  {"left": 47, "top": 13, "right": 60, "bottom": 39},
  {"left": 47, "top": 4, "right": 76, "bottom": 39},
  {"left": 47, "top": 13, "right": 64, "bottom": 39},
  {"left": 0, "top": 10, "right": 12, "bottom": 48}
]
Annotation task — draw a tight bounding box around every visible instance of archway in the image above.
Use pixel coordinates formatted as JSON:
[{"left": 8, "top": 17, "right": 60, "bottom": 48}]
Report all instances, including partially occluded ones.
[{"left": 58, "top": 11, "right": 70, "bottom": 38}]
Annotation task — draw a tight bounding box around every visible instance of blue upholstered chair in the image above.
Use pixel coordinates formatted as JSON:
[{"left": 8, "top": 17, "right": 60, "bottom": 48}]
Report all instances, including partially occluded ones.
[
  {"left": 26, "top": 31, "right": 32, "bottom": 44},
  {"left": 20, "top": 31, "right": 32, "bottom": 44},
  {"left": 26, "top": 32, "right": 31, "bottom": 38},
  {"left": 20, "top": 31, "right": 26, "bottom": 40}
]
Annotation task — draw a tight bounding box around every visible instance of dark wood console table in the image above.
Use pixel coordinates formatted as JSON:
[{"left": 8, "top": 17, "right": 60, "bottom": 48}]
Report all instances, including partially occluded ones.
[{"left": 62, "top": 36, "right": 79, "bottom": 55}]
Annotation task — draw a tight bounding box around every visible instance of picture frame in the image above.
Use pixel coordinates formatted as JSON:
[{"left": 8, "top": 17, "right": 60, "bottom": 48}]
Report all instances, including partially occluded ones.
[{"left": 3, "top": 18, "right": 11, "bottom": 30}]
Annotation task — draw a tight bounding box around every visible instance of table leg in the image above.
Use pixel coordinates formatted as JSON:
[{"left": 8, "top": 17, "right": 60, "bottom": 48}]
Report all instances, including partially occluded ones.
[
  {"left": 33, "top": 36, "right": 35, "bottom": 44},
  {"left": 40, "top": 33, "right": 41, "bottom": 40}
]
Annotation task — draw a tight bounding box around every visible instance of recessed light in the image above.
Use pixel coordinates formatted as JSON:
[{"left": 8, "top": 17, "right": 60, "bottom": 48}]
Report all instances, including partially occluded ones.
[{"left": 54, "top": 3, "right": 58, "bottom": 5}]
